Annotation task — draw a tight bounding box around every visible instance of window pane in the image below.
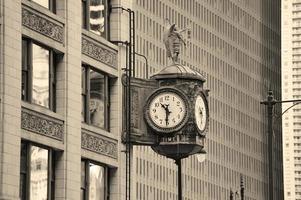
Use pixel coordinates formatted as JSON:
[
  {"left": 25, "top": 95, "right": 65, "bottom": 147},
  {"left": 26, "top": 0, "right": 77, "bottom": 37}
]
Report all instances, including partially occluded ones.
[
  {"left": 89, "top": 163, "right": 105, "bottom": 200},
  {"left": 22, "top": 40, "right": 28, "bottom": 101},
  {"left": 82, "top": 68, "right": 86, "bottom": 122},
  {"left": 89, "top": 0, "right": 105, "bottom": 36},
  {"left": 22, "top": 40, "right": 28, "bottom": 70},
  {"left": 20, "top": 174, "right": 27, "bottom": 200},
  {"left": 89, "top": 69, "right": 105, "bottom": 128},
  {"left": 20, "top": 143, "right": 27, "bottom": 173},
  {"left": 32, "top": 44, "right": 50, "bottom": 108},
  {"left": 32, "top": 0, "right": 49, "bottom": 9},
  {"left": 81, "top": 161, "right": 86, "bottom": 188},
  {"left": 82, "top": 0, "right": 87, "bottom": 29},
  {"left": 82, "top": 95, "right": 86, "bottom": 122},
  {"left": 30, "top": 146, "right": 48, "bottom": 200},
  {"left": 81, "top": 161, "right": 86, "bottom": 200},
  {"left": 19, "top": 143, "right": 27, "bottom": 200}
]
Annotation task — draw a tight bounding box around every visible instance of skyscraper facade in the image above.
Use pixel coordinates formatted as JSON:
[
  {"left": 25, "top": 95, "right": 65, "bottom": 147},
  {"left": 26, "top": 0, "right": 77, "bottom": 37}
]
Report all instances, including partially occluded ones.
[
  {"left": 282, "top": 0, "right": 301, "bottom": 199},
  {"left": 131, "top": 0, "right": 283, "bottom": 199}
]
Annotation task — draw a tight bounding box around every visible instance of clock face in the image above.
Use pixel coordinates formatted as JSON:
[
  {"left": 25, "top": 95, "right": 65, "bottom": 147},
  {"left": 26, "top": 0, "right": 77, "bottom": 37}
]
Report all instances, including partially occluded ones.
[
  {"left": 195, "top": 95, "right": 208, "bottom": 132},
  {"left": 147, "top": 90, "right": 187, "bottom": 132}
]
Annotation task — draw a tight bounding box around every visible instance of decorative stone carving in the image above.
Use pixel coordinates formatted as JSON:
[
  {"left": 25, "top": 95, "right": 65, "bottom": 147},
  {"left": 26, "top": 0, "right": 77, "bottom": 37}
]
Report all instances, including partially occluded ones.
[
  {"left": 81, "top": 130, "right": 118, "bottom": 159},
  {"left": 22, "top": 7, "right": 64, "bottom": 43},
  {"left": 82, "top": 37, "right": 118, "bottom": 69},
  {"left": 21, "top": 108, "right": 64, "bottom": 141}
]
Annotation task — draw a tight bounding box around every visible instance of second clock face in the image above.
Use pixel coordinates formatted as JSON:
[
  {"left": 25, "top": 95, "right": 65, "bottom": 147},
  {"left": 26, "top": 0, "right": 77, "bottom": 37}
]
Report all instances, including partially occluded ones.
[
  {"left": 195, "top": 94, "right": 208, "bottom": 132},
  {"left": 148, "top": 91, "right": 187, "bottom": 129}
]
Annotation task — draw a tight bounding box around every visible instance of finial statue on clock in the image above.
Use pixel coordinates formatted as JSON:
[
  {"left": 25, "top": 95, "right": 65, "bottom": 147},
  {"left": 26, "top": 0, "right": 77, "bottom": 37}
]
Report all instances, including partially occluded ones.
[{"left": 144, "top": 21, "right": 209, "bottom": 160}]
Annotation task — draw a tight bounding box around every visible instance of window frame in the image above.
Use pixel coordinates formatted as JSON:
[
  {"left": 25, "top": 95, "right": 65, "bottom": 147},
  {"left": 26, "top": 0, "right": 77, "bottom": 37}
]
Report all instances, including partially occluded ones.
[
  {"left": 82, "top": 0, "right": 110, "bottom": 39},
  {"left": 29, "top": 0, "right": 56, "bottom": 13},
  {"left": 81, "top": 159, "right": 109, "bottom": 200},
  {"left": 20, "top": 141, "right": 55, "bottom": 200},
  {"left": 22, "top": 38, "right": 56, "bottom": 111},
  {"left": 82, "top": 64, "right": 110, "bottom": 131}
]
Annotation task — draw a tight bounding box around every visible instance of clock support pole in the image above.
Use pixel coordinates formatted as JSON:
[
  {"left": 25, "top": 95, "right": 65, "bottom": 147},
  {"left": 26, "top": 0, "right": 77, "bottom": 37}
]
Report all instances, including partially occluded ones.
[{"left": 175, "top": 159, "right": 182, "bottom": 200}]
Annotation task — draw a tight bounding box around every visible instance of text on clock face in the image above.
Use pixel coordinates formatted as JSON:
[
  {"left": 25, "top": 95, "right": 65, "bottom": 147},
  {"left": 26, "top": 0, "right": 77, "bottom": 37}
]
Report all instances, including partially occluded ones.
[{"left": 149, "top": 92, "right": 186, "bottom": 128}]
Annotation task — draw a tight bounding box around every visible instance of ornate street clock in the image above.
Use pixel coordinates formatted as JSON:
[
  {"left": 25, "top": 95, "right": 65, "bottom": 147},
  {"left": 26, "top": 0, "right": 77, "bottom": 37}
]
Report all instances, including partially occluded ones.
[
  {"left": 126, "top": 22, "right": 209, "bottom": 160},
  {"left": 141, "top": 63, "right": 209, "bottom": 160},
  {"left": 144, "top": 87, "right": 189, "bottom": 134}
]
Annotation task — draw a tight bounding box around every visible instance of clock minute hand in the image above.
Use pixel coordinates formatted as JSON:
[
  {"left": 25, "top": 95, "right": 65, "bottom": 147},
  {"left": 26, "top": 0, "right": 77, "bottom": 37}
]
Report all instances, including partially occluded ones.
[{"left": 165, "top": 104, "right": 172, "bottom": 126}]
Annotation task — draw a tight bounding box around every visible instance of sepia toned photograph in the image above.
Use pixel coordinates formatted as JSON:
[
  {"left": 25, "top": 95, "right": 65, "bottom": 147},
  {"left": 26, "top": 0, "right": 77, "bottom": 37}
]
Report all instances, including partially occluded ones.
[{"left": 0, "top": 0, "right": 287, "bottom": 199}]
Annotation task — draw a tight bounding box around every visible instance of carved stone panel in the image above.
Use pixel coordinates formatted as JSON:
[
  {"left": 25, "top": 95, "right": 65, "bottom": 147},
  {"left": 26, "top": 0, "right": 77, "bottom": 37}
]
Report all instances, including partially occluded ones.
[
  {"left": 81, "top": 129, "right": 118, "bottom": 159},
  {"left": 82, "top": 37, "right": 118, "bottom": 69},
  {"left": 22, "top": 7, "right": 64, "bottom": 43},
  {"left": 21, "top": 108, "right": 64, "bottom": 141}
]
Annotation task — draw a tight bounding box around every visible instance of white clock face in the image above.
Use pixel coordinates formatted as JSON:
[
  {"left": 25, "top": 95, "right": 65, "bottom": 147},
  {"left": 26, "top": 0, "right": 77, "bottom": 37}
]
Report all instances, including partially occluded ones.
[
  {"left": 148, "top": 91, "right": 186, "bottom": 129},
  {"left": 195, "top": 95, "right": 207, "bottom": 132}
]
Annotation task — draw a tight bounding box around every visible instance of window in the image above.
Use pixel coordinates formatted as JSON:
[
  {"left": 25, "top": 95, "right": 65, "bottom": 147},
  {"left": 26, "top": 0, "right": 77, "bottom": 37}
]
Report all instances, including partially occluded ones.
[
  {"left": 82, "top": 65, "right": 110, "bottom": 130},
  {"left": 82, "top": 0, "right": 109, "bottom": 38},
  {"left": 22, "top": 39, "right": 56, "bottom": 111},
  {"left": 20, "top": 142, "right": 55, "bottom": 200},
  {"left": 30, "top": 0, "right": 56, "bottom": 12},
  {"left": 81, "top": 160, "right": 108, "bottom": 200}
]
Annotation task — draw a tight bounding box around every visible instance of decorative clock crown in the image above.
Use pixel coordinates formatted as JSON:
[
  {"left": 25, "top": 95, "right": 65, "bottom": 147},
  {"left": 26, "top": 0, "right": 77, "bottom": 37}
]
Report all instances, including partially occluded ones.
[{"left": 151, "top": 63, "right": 206, "bottom": 82}]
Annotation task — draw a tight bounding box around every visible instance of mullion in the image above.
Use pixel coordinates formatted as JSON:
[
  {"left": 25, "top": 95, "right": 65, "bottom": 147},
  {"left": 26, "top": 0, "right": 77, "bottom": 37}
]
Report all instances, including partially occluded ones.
[
  {"left": 85, "top": 161, "right": 90, "bottom": 200},
  {"left": 86, "top": 67, "right": 91, "bottom": 124},
  {"left": 47, "top": 149, "right": 51, "bottom": 200},
  {"left": 104, "top": 75, "right": 109, "bottom": 131},
  {"left": 105, "top": 0, "right": 109, "bottom": 39},
  {"left": 49, "top": 51, "right": 55, "bottom": 111},
  {"left": 28, "top": 41, "right": 33, "bottom": 103},
  {"left": 104, "top": 166, "right": 108, "bottom": 200},
  {"left": 27, "top": 144, "right": 32, "bottom": 200}
]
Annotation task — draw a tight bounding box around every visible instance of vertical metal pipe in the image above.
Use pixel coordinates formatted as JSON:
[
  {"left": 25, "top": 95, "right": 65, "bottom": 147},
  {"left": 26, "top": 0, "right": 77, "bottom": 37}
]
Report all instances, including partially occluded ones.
[
  {"left": 132, "top": 11, "right": 135, "bottom": 78},
  {"left": 176, "top": 159, "right": 182, "bottom": 200},
  {"left": 127, "top": 10, "right": 132, "bottom": 200},
  {"left": 267, "top": 91, "right": 274, "bottom": 200},
  {"left": 125, "top": 43, "right": 128, "bottom": 200}
]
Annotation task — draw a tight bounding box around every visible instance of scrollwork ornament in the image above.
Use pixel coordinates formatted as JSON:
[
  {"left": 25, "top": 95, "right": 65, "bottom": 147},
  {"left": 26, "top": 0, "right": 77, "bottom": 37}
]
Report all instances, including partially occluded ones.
[
  {"left": 82, "top": 38, "right": 118, "bottom": 69},
  {"left": 22, "top": 8, "right": 64, "bottom": 43},
  {"left": 21, "top": 109, "right": 64, "bottom": 141},
  {"left": 81, "top": 131, "right": 118, "bottom": 159}
]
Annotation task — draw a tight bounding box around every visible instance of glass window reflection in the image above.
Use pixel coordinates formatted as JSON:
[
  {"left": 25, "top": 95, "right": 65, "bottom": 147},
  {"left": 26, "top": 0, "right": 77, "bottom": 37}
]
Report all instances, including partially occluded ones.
[
  {"left": 32, "top": 44, "right": 50, "bottom": 108},
  {"left": 89, "top": 69, "right": 105, "bottom": 128},
  {"left": 20, "top": 143, "right": 27, "bottom": 200},
  {"left": 89, "top": 163, "right": 105, "bottom": 200},
  {"left": 89, "top": 0, "right": 105, "bottom": 36},
  {"left": 30, "top": 146, "right": 48, "bottom": 200},
  {"left": 32, "top": 0, "right": 49, "bottom": 9}
]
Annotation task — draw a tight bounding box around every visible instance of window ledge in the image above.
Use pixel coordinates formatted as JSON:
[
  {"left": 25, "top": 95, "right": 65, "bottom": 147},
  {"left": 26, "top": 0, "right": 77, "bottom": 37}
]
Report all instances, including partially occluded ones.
[
  {"left": 81, "top": 122, "right": 116, "bottom": 140},
  {"left": 22, "top": 0, "right": 65, "bottom": 24},
  {"left": 82, "top": 29, "right": 118, "bottom": 51},
  {"left": 21, "top": 101, "right": 64, "bottom": 122}
]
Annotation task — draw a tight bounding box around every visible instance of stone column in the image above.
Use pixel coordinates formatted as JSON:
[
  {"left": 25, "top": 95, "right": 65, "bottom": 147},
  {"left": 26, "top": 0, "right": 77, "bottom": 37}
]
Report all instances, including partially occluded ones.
[
  {"left": 0, "top": 0, "right": 22, "bottom": 199},
  {"left": 55, "top": 1, "right": 82, "bottom": 199}
]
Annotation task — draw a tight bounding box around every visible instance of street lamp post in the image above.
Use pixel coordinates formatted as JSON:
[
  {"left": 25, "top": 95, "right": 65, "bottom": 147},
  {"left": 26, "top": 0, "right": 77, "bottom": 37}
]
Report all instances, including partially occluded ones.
[
  {"left": 261, "top": 90, "right": 301, "bottom": 200},
  {"left": 260, "top": 90, "right": 276, "bottom": 200}
]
